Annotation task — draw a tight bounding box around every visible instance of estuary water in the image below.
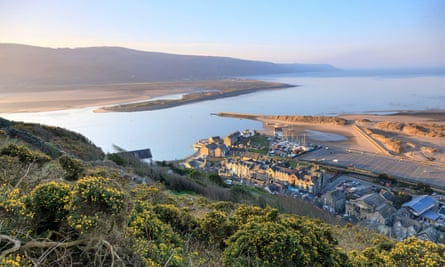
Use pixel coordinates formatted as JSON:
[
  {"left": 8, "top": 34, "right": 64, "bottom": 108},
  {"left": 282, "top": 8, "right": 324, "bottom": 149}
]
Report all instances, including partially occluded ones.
[{"left": 1, "top": 72, "right": 444, "bottom": 160}]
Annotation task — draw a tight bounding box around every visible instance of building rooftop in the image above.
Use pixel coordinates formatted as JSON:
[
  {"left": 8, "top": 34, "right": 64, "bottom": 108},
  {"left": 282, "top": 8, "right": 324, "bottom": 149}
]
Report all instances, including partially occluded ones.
[
  {"left": 421, "top": 210, "right": 441, "bottom": 221},
  {"left": 118, "top": 148, "right": 152, "bottom": 159},
  {"left": 402, "top": 195, "right": 437, "bottom": 216},
  {"left": 359, "top": 193, "right": 387, "bottom": 209}
]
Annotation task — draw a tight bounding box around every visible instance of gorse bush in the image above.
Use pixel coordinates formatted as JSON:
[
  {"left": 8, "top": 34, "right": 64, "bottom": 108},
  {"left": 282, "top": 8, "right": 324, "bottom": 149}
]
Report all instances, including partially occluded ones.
[
  {"left": 70, "top": 176, "right": 125, "bottom": 215},
  {"left": 66, "top": 176, "right": 126, "bottom": 234},
  {"left": 0, "top": 143, "right": 51, "bottom": 164},
  {"left": 348, "top": 237, "right": 445, "bottom": 267},
  {"left": 127, "top": 201, "right": 183, "bottom": 266},
  {"left": 59, "top": 154, "right": 84, "bottom": 181},
  {"left": 223, "top": 217, "right": 349, "bottom": 267},
  {"left": 0, "top": 184, "right": 29, "bottom": 219},
  {"left": 27, "top": 182, "right": 71, "bottom": 231},
  {"left": 0, "top": 254, "right": 32, "bottom": 267},
  {"left": 198, "top": 210, "right": 231, "bottom": 247}
]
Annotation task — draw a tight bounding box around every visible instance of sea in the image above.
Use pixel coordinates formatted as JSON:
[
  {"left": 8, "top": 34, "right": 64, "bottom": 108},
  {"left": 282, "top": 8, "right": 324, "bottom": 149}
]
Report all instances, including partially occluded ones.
[{"left": 1, "top": 71, "right": 444, "bottom": 160}]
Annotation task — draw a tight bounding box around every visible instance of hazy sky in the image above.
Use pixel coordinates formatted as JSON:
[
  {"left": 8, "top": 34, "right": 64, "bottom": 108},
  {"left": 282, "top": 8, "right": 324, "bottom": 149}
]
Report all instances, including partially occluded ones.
[{"left": 1, "top": 0, "right": 444, "bottom": 68}]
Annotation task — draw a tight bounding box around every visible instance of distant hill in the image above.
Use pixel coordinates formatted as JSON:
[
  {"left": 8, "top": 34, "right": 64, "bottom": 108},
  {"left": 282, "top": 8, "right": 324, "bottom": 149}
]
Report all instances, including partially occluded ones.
[{"left": 0, "top": 43, "right": 337, "bottom": 89}]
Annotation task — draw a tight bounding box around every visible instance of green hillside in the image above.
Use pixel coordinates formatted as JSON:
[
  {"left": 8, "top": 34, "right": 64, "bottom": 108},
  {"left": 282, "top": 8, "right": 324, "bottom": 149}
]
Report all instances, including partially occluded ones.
[{"left": 0, "top": 117, "right": 443, "bottom": 266}]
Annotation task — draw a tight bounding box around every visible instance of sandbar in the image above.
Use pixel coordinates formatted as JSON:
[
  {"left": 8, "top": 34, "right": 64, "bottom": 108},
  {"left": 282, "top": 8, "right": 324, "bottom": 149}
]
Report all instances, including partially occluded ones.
[{"left": 0, "top": 79, "right": 293, "bottom": 113}]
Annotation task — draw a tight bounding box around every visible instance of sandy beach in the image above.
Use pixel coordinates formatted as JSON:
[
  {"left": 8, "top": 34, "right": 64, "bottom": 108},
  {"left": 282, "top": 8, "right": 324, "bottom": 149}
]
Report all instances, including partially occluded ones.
[{"left": 0, "top": 84, "right": 198, "bottom": 113}]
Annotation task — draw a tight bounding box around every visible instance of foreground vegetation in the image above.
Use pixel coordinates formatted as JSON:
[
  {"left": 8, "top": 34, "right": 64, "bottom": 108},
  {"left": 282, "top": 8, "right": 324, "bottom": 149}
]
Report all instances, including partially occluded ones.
[{"left": 0, "top": 117, "right": 444, "bottom": 266}]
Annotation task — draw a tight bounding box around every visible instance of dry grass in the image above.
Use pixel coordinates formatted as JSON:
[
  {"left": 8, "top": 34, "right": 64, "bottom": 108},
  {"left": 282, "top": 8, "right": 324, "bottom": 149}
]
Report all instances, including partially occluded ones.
[{"left": 375, "top": 121, "right": 445, "bottom": 138}]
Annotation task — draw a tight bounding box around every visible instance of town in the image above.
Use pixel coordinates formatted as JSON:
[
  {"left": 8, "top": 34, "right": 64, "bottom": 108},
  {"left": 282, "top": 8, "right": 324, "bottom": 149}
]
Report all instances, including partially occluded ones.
[{"left": 184, "top": 128, "right": 445, "bottom": 244}]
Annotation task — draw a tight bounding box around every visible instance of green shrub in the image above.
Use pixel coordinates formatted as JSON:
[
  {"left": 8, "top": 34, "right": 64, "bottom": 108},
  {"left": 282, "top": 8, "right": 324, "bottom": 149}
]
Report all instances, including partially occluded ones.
[
  {"left": 208, "top": 172, "right": 224, "bottom": 186},
  {"left": 66, "top": 176, "right": 126, "bottom": 234},
  {"left": 71, "top": 176, "right": 125, "bottom": 215},
  {"left": 128, "top": 201, "right": 183, "bottom": 266},
  {"left": 59, "top": 155, "right": 84, "bottom": 181},
  {"left": 6, "top": 128, "right": 61, "bottom": 158},
  {"left": 107, "top": 153, "right": 127, "bottom": 166},
  {"left": 0, "top": 143, "right": 51, "bottom": 164},
  {"left": 0, "top": 184, "right": 28, "bottom": 218},
  {"left": 0, "top": 254, "right": 32, "bottom": 267},
  {"left": 153, "top": 204, "right": 180, "bottom": 227},
  {"left": 27, "top": 182, "right": 71, "bottom": 231},
  {"left": 198, "top": 210, "right": 231, "bottom": 247},
  {"left": 223, "top": 219, "right": 349, "bottom": 267}
]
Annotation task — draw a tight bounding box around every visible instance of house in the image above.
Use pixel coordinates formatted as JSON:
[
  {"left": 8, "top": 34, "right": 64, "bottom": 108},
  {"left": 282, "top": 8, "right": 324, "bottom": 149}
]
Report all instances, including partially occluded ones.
[
  {"left": 116, "top": 148, "right": 152, "bottom": 164},
  {"left": 416, "top": 226, "right": 443, "bottom": 243},
  {"left": 225, "top": 159, "right": 256, "bottom": 179},
  {"left": 380, "top": 189, "right": 394, "bottom": 202},
  {"left": 346, "top": 192, "right": 396, "bottom": 225},
  {"left": 184, "top": 158, "right": 206, "bottom": 169},
  {"left": 402, "top": 195, "right": 437, "bottom": 216},
  {"left": 421, "top": 210, "right": 441, "bottom": 223},
  {"left": 208, "top": 136, "right": 222, "bottom": 144},
  {"left": 200, "top": 143, "right": 228, "bottom": 158},
  {"left": 215, "top": 144, "right": 229, "bottom": 157},
  {"left": 402, "top": 195, "right": 440, "bottom": 223},
  {"left": 322, "top": 190, "right": 346, "bottom": 214},
  {"left": 199, "top": 143, "right": 217, "bottom": 157},
  {"left": 267, "top": 166, "right": 298, "bottom": 184},
  {"left": 240, "top": 129, "right": 255, "bottom": 138},
  {"left": 118, "top": 148, "right": 152, "bottom": 160},
  {"left": 439, "top": 205, "right": 445, "bottom": 219},
  {"left": 224, "top": 131, "right": 240, "bottom": 147},
  {"left": 265, "top": 166, "right": 322, "bottom": 194}
]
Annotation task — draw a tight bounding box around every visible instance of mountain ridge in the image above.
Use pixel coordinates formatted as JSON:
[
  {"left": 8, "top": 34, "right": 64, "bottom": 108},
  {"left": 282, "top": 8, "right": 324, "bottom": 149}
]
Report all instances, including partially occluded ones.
[{"left": 0, "top": 43, "right": 337, "bottom": 89}]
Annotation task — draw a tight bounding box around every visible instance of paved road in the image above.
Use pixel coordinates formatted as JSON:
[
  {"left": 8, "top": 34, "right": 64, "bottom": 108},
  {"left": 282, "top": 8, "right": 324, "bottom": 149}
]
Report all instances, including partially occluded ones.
[{"left": 298, "top": 147, "right": 445, "bottom": 190}]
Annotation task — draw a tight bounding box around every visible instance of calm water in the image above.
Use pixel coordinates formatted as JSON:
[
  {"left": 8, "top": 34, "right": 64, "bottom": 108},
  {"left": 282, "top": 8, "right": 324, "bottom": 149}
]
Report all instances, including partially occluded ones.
[{"left": 1, "top": 73, "right": 444, "bottom": 160}]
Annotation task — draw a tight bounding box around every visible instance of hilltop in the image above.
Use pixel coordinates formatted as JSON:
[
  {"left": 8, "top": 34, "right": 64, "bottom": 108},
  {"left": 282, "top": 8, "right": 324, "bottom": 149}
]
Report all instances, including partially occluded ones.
[
  {"left": 0, "top": 43, "right": 335, "bottom": 113},
  {"left": 1, "top": 117, "right": 444, "bottom": 266},
  {"left": 0, "top": 43, "right": 337, "bottom": 90}
]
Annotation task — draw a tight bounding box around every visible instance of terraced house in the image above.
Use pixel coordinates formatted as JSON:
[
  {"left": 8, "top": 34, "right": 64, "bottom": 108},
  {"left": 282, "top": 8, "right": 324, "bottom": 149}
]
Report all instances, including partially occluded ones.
[{"left": 221, "top": 158, "right": 324, "bottom": 194}]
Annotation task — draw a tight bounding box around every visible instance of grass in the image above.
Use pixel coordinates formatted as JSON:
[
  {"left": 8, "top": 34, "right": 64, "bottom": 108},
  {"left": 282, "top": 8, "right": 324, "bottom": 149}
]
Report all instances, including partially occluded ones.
[{"left": 243, "top": 135, "right": 269, "bottom": 155}]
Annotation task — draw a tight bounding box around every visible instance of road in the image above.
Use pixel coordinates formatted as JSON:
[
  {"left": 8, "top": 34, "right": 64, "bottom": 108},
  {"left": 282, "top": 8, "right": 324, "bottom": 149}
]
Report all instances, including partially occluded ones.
[{"left": 298, "top": 147, "right": 445, "bottom": 190}]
